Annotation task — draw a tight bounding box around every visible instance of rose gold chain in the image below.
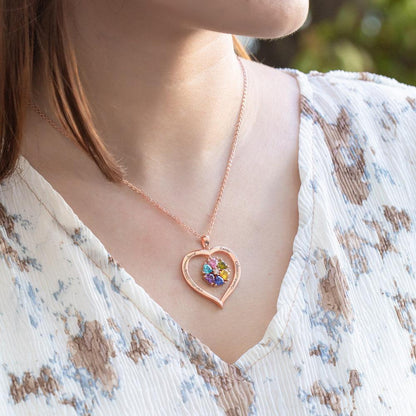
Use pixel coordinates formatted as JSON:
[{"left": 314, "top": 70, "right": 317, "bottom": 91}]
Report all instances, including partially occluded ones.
[{"left": 28, "top": 56, "right": 248, "bottom": 242}]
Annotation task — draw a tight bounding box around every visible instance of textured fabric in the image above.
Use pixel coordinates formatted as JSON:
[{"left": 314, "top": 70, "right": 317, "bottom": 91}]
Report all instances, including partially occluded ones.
[{"left": 1, "top": 68, "right": 416, "bottom": 416}]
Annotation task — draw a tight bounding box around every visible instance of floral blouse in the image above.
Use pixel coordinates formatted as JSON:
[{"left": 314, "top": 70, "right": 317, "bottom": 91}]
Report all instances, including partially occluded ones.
[{"left": 1, "top": 67, "right": 416, "bottom": 415}]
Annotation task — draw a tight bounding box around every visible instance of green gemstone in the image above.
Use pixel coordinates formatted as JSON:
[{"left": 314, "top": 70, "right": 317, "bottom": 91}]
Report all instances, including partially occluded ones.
[{"left": 218, "top": 260, "right": 227, "bottom": 270}]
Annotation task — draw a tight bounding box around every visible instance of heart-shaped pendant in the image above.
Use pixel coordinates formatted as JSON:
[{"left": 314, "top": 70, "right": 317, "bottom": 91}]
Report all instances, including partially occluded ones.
[{"left": 181, "top": 235, "right": 241, "bottom": 308}]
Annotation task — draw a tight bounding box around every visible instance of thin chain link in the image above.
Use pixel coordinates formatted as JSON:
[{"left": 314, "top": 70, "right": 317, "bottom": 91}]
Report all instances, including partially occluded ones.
[{"left": 28, "top": 56, "right": 248, "bottom": 242}]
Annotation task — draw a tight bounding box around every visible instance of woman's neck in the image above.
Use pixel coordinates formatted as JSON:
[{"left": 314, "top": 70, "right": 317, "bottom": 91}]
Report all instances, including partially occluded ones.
[{"left": 31, "top": 1, "right": 258, "bottom": 186}]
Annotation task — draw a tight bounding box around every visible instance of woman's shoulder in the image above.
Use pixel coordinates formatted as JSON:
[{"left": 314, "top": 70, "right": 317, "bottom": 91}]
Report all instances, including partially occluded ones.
[
  {"left": 289, "top": 68, "right": 415, "bottom": 210},
  {"left": 275, "top": 66, "right": 416, "bottom": 145},
  {"left": 309, "top": 67, "right": 413, "bottom": 83},
  {"left": 289, "top": 68, "right": 416, "bottom": 155},
  {"left": 302, "top": 68, "right": 416, "bottom": 115}
]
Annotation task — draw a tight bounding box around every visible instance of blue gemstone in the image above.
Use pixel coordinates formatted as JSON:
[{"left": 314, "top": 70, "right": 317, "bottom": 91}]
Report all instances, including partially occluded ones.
[
  {"left": 203, "top": 264, "right": 212, "bottom": 274},
  {"left": 215, "top": 276, "right": 225, "bottom": 286}
]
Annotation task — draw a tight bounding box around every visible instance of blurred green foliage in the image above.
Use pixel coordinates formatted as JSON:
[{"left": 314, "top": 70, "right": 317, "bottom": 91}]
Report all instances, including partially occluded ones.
[
  {"left": 254, "top": 0, "right": 416, "bottom": 85},
  {"left": 293, "top": 0, "right": 416, "bottom": 85}
]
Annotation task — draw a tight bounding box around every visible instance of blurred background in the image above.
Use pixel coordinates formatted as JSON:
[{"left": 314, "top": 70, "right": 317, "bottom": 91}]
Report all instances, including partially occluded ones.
[{"left": 237, "top": 0, "right": 416, "bottom": 86}]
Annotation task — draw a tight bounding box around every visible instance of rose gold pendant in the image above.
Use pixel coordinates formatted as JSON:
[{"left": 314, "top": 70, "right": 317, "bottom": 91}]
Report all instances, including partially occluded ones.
[{"left": 181, "top": 235, "right": 241, "bottom": 308}]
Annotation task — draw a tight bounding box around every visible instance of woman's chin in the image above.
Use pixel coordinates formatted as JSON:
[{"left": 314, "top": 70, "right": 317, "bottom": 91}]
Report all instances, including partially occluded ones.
[
  {"left": 250, "top": 0, "right": 310, "bottom": 40},
  {"left": 148, "top": 0, "right": 310, "bottom": 40}
]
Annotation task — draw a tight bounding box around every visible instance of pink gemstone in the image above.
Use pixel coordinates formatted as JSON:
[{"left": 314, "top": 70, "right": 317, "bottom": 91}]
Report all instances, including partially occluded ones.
[{"left": 208, "top": 257, "right": 218, "bottom": 268}]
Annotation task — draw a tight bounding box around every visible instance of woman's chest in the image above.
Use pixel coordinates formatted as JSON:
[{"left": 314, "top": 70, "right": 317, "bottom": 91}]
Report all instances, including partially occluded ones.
[{"left": 36, "top": 116, "right": 304, "bottom": 367}]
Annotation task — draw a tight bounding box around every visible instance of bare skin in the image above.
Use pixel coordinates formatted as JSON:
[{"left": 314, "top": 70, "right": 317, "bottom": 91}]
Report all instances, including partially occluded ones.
[{"left": 21, "top": 0, "right": 308, "bottom": 365}]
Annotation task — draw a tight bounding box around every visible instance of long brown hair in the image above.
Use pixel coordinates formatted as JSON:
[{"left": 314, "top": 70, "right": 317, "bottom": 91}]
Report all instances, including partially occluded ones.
[{"left": 0, "top": 1, "right": 253, "bottom": 183}]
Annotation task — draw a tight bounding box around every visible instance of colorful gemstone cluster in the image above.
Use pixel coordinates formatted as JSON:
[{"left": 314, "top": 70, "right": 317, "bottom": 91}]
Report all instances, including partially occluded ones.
[{"left": 202, "top": 256, "right": 230, "bottom": 287}]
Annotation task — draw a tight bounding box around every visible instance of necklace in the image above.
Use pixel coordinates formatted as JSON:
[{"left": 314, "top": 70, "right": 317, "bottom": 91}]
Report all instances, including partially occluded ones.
[{"left": 28, "top": 55, "right": 248, "bottom": 308}]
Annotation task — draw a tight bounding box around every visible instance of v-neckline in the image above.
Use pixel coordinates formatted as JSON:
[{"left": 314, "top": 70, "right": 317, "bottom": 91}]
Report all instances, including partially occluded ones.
[{"left": 14, "top": 67, "right": 315, "bottom": 374}]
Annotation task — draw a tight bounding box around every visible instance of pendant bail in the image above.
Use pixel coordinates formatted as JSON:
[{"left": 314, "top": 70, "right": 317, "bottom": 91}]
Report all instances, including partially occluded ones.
[{"left": 201, "top": 234, "right": 210, "bottom": 249}]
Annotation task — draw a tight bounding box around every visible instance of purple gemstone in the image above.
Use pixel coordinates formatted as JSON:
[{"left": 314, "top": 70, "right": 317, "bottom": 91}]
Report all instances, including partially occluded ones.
[{"left": 203, "top": 273, "right": 215, "bottom": 285}]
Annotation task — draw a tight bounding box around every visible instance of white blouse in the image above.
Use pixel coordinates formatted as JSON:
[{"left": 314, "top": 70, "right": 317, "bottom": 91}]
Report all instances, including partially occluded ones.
[{"left": 1, "top": 67, "right": 416, "bottom": 415}]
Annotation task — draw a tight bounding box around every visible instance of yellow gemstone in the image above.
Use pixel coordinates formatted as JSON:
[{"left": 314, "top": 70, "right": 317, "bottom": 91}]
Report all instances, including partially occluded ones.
[{"left": 219, "top": 270, "right": 229, "bottom": 280}]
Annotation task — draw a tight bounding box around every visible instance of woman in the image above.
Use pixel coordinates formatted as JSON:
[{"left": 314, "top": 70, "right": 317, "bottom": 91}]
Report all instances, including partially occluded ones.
[{"left": 0, "top": 1, "right": 415, "bottom": 414}]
